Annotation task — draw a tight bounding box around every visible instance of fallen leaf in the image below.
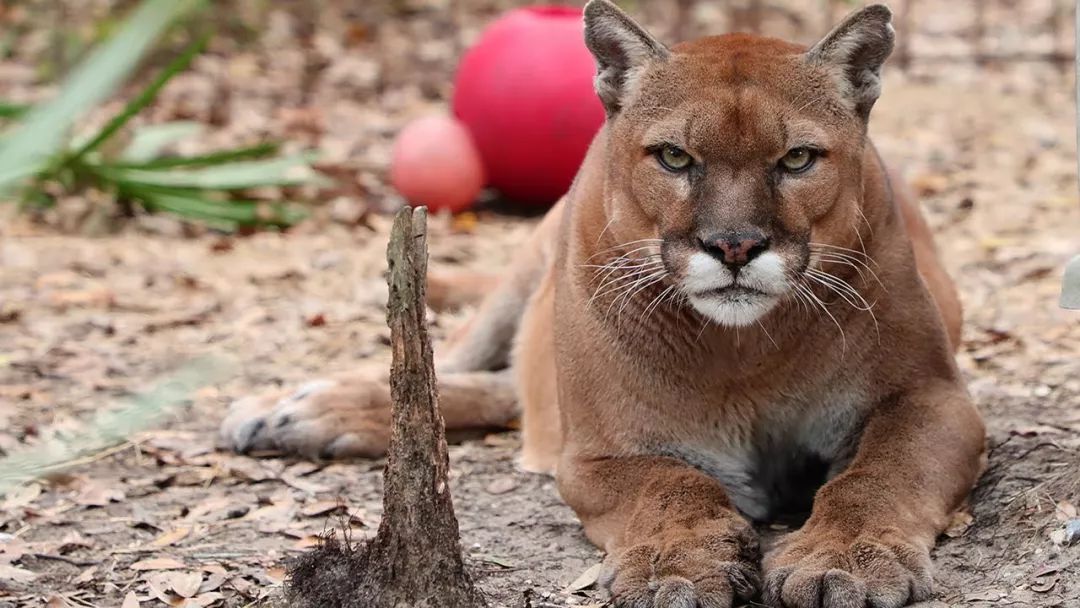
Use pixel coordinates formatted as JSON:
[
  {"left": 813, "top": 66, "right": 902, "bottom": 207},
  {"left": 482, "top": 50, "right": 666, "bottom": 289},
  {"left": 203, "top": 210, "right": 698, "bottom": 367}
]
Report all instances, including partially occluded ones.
[
  {"left": 46, "top": 594, "right": 72, "bottom": 607},
  {"left": 485, "top": 478, "right": 517, "bottom": 495},
  {"left": 284, "top": 462, "right": 324, "bottom": 477},
  {"left": 1054, "top": 500, "right": 1077, "bottom": 520},
  {"left": 131, "top": 557, "right": 186, "bottom": 571},
  {"left": 964, "top": 589, "right": 1007, "bottom": 602},
  {"left": 451, "top": 212, "right": 478, "bottom": 234},
  {"left": 180, "top": 496, "right": 233, "bottom": 523},
  {"left": 478, "top": 554, "right": 514, "bottom": 569},
  {"left": 145, "top": 573, "right": 179, "bottom": 605},
  {"left": 0, "top": 563, "right": 38, "bottom": 583},
  {"left": 2, "top": 483, "right": 42, "bottom": 510},
  {"left": 265, "top": 565, "right": 287, "bottom": 584},
  {"left": 48, "top": 287, "right": 114, "bottom": 308},
  {"left": 301, "top": 500, "right": 345, "bottom": 517},
  {"left": 0, "top": 537, "right": 27, "bottom": 564},
  {"left": 565, "top": 563, "right": 603, "bottom": 592},
  {"left": 151, "top": 527, "right": 192, "bottom": 548},
  {"left": 292, "top": 535, "right": 323, "bottom": 550},
  {"left": 190, "top": 592, "right": 224, "bottom": 607},
  {"left": 74, "top": 566, "right": 97, "bottom": 585},
  {"left": 223, "top": 457, "right": 278, "bottom": 482},
  {"left": 122, "top": 591, "right": 140, "bottom": 608},
  {"left": 1030, "top": 575, "right": 1058, "bottom": 593},
  {"left": 169, "top": 571, "right": 203, "bottom": 598},
  {"left": 73, "top": 481, "right": 125, "bottom": 507},
  {"left": 281, "top": 471, "right": 330, "bottom": 494},
  {"left": 198, "top": 565, "right": 228, "bottom": 593}
]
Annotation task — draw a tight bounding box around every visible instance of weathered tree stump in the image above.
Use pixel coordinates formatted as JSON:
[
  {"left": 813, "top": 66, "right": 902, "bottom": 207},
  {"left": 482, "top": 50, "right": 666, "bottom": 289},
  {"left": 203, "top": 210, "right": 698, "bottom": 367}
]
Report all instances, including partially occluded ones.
[{"left": 286, "top": 207, "right": 487, "bottom": 608}]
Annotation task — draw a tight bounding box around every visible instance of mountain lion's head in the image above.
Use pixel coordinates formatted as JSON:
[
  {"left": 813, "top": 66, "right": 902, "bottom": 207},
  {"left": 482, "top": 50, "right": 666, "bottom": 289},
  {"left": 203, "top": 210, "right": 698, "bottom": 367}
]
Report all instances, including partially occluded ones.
[{"left": 583, "top": 0, "right": 894, "bottom": 327}]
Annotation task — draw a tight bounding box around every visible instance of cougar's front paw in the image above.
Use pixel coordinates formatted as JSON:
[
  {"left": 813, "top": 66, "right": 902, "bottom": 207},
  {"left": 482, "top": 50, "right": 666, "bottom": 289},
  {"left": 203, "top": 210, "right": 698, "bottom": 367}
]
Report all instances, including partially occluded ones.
[
  {"left": 219, "top": 377, "right": 392, "bottom": 459},
  {"left": 763, "top": 527, "right": 933, "bottom": 608},
  {"left": 601, "top": 520, "right": 761, "bottom": 608}
]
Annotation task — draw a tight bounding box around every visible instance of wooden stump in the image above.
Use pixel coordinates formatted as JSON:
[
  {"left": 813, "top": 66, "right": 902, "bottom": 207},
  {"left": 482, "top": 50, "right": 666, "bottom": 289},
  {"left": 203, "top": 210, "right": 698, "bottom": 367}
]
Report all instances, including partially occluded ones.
[{"left": 286, "top": 207, "right": 487, "bottom": 608}]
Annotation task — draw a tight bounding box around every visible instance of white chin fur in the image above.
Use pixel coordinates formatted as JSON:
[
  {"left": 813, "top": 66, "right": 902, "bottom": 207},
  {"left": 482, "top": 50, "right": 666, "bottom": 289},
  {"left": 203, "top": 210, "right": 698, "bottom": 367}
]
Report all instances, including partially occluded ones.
[
  {"left": 682, "top": 251, "right": 787, "bottom": 326},
  {"left": 688, "top": 292, "right": 779, "bottom": 327}
]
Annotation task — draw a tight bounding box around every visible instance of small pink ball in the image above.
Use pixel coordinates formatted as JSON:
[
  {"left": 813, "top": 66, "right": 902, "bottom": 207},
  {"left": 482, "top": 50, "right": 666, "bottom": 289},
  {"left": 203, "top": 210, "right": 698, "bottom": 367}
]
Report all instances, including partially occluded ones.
[{"left": 390, "top": 115, "right": 485, "bottom": 214}]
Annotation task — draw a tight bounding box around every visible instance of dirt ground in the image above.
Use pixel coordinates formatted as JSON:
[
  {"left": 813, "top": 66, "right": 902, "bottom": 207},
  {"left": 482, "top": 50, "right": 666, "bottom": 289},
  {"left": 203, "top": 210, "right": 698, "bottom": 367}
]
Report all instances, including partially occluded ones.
[{"left": 1, "top": 1, "right": 1079, "bottom": 607}]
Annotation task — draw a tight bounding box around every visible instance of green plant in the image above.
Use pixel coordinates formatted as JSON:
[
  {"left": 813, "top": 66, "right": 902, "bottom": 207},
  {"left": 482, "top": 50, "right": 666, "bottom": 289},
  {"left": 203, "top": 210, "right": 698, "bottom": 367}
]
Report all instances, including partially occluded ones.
[{"left": 0, "top": 0, "right": 326, "bottom": 231}]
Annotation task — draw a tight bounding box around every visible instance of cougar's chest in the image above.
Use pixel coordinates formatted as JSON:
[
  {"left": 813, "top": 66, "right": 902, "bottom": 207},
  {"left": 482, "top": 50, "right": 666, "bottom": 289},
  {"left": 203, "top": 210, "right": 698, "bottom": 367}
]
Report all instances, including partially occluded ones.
[{"left": 660, "top": 383, "right": 867, "bottom": 522}]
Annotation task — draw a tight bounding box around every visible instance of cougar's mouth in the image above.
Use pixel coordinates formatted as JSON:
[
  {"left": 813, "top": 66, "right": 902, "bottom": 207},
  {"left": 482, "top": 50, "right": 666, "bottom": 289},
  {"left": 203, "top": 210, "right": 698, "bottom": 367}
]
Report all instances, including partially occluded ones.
[{"left": 692, "top": 285, "right": 768, "bottom": 299}]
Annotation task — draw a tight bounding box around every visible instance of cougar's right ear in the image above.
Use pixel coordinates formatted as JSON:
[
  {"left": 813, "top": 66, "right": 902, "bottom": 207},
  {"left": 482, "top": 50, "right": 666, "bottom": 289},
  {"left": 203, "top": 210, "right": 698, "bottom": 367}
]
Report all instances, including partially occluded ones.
[{"left": 583, "top": 0, "right": 669, "bottom": 116}]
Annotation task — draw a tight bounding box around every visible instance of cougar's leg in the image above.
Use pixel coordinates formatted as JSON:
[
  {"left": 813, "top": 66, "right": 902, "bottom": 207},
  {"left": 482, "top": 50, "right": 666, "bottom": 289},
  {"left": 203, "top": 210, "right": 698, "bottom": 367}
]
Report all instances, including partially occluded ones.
[{"left": 220, "top": 200, "right": 566, "bottom": 459}]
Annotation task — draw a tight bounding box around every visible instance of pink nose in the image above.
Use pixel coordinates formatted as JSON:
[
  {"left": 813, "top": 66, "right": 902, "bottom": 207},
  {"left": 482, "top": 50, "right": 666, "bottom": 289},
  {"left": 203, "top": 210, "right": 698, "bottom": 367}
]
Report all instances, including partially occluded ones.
[{"left": 698, "top": 231, "right": 769, "bottom": 268}]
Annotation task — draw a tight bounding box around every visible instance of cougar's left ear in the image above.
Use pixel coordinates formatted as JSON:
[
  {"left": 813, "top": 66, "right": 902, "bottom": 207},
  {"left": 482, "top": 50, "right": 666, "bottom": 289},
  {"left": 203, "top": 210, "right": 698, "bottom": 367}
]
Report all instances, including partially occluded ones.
[
  {"left": 583, "top": 0, "right": 669, "bottom": 116},
  {"left": 806, "top": 4, "right": 895, "bottom": 120}
]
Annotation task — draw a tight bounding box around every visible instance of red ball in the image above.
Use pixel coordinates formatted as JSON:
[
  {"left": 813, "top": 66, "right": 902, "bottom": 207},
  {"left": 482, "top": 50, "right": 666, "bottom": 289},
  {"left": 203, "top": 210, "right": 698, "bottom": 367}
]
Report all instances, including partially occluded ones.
[
  {"left": 452, "top": 6, "right": 605, "bottom": 206},
  {"left": 390, "top": 114, "right": 485, "bottom": 214}
]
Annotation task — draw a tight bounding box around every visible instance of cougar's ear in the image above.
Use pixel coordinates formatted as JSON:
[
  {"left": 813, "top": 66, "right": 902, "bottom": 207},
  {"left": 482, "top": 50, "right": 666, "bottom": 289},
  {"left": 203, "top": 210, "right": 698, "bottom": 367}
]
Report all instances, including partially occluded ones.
[
  {"left": 806, "top": 4, "right": 895, "bottom": 120},
  {"left": 583, "top": 0, "right": 669, "bottom": 116}
]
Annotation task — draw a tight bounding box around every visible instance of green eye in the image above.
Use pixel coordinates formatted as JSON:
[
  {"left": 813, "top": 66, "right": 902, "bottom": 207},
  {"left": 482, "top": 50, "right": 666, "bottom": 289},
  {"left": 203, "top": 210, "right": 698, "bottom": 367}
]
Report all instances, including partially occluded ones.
[
  {"left": 657, "top": 146, "right": 693, "bottom": 172},
  {"left": 779, "top": 147, "right": 818, "bottom": 173}
]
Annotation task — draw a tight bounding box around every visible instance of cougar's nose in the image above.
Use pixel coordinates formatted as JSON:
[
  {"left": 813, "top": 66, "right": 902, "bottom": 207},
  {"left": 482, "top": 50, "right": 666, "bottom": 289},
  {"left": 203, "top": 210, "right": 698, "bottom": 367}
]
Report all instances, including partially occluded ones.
[{"left": 698, "top": 230, "right": 769, "bottom": 270}]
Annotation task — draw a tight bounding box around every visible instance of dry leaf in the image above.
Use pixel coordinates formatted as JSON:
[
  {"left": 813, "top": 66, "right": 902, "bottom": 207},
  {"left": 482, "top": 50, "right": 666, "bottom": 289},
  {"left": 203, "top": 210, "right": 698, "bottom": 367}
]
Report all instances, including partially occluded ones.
[
  {"left": 2, "top": 483, "right": 42, "bottom": 510},
  {"left": 284, "top": 462, "right": 324, "bottom": 477},
  {"left": 565, "top": 562, "right": 603, "bottom": 592},
  {"left": 74, "top": 566, "right": 97, "bottom": 585},
  {"left": 48, "top": 287, "right": 114, "bottom": 308},
  {"left": 190, "top": 592, "right": 224, "bottom": 607},
  {"left": 0, "top": 563, "right": 38, "bottom": 583},
  {"left": 0, "top": 537, "right": 27, "bottom": 564},
  {"left": 145, "top": 573, "right": 179, "bottom": 605},
  {"left": 169, "top": 571, "right": 203, "bottom": 598},
  {"left": 131, "top": 557, "right": 186, "bottom": 571},
  {"left": 265, "top": 565, "right": 287, "bottom": 584},
  {"left": 485, "top": 478, "right": 516, "bottom": 495},
  {"left": 281, "top": 471, "right": 330, "bottom": 494},
  {"left": 1055, "top": 500, "right": 1077, "bottom": 521},
  {"left": 964, "top": 589, "right": 1007, "bottom": 602},
  {"left": 198, "top": 565, "right": 229, "bottom": 593},
  {"left": 223, "top": 458, "right": 278, "bottom": 482},
  {"left": 292, "top": 535, "right": 323, "bottom": 550},
  {"left": 122, "top": 591, "right": 141, "bottom": 608},
  {"left": 151, "top": 527, "right": 192, "bottom": 548},
  {"left": 451, "top": 212, "right": 478, "bottom": 234},
  {"left": 301, "top": 500, "right": 345, "bottom": 517},
  {"left": 1030, "top": 575, "right": 1058, "bottom": 593},
  {"left": 181, "top": 497, "right": 233, "bottom": 523},
  {"left": 74, "top": 481, "right": 125, "bottom": 507}
]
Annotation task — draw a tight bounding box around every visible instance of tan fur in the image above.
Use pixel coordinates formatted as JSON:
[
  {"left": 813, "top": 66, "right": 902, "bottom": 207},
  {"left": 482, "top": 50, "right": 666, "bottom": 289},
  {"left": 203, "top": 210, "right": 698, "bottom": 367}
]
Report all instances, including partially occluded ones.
[{"left": 221, "top": 4, "right": 985, "bottom": 607}]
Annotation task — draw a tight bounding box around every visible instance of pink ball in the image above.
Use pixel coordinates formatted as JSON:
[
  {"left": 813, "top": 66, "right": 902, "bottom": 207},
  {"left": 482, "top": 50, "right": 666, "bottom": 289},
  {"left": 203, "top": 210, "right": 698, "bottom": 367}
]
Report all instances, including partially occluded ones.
[
  {"left": 452, "top": 6, "right": 605, "bottom": 206},
  {"left": 390, "top": 115, "right": 485, "bottom": 214}
]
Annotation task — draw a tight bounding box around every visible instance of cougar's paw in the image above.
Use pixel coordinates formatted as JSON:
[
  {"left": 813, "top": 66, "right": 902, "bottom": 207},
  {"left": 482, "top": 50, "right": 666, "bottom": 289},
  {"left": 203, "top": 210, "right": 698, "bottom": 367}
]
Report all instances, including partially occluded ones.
[
  {"left": 763, "top": 528, "right": 933, "bottom": 608},
  {"left": 219, "top": 377, "right": 392, "bottom": 460},
  {"left": 600, "top": 521, "right": 761, "bottom": 608}
]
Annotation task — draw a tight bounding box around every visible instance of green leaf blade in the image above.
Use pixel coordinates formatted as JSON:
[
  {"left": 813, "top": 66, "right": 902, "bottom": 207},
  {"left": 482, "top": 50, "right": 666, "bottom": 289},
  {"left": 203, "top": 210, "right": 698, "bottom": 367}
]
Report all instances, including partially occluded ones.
[
  {"left": 0, "top": 0, "right": 204, "bottom": 194},
  {"left": 100, "top": 153, "right": 329, "bottom": 190}
]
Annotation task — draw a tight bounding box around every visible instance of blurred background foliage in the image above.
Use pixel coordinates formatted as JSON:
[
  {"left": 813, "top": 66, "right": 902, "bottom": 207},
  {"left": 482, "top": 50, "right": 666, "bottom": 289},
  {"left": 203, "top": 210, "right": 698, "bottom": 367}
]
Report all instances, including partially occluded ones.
[{"left": 0, "top": 0, "right": 1074, "bottom": 234}]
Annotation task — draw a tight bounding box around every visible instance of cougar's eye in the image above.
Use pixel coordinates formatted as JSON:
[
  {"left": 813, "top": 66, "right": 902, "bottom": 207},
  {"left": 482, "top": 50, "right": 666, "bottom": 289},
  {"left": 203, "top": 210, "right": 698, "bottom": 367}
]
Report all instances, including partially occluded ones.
[
  {"left": 656, "top": 145, "right": 694, "bottom": 172},
  {"left": 779, "top": 147, "right": 818, "bottom": 173}
]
